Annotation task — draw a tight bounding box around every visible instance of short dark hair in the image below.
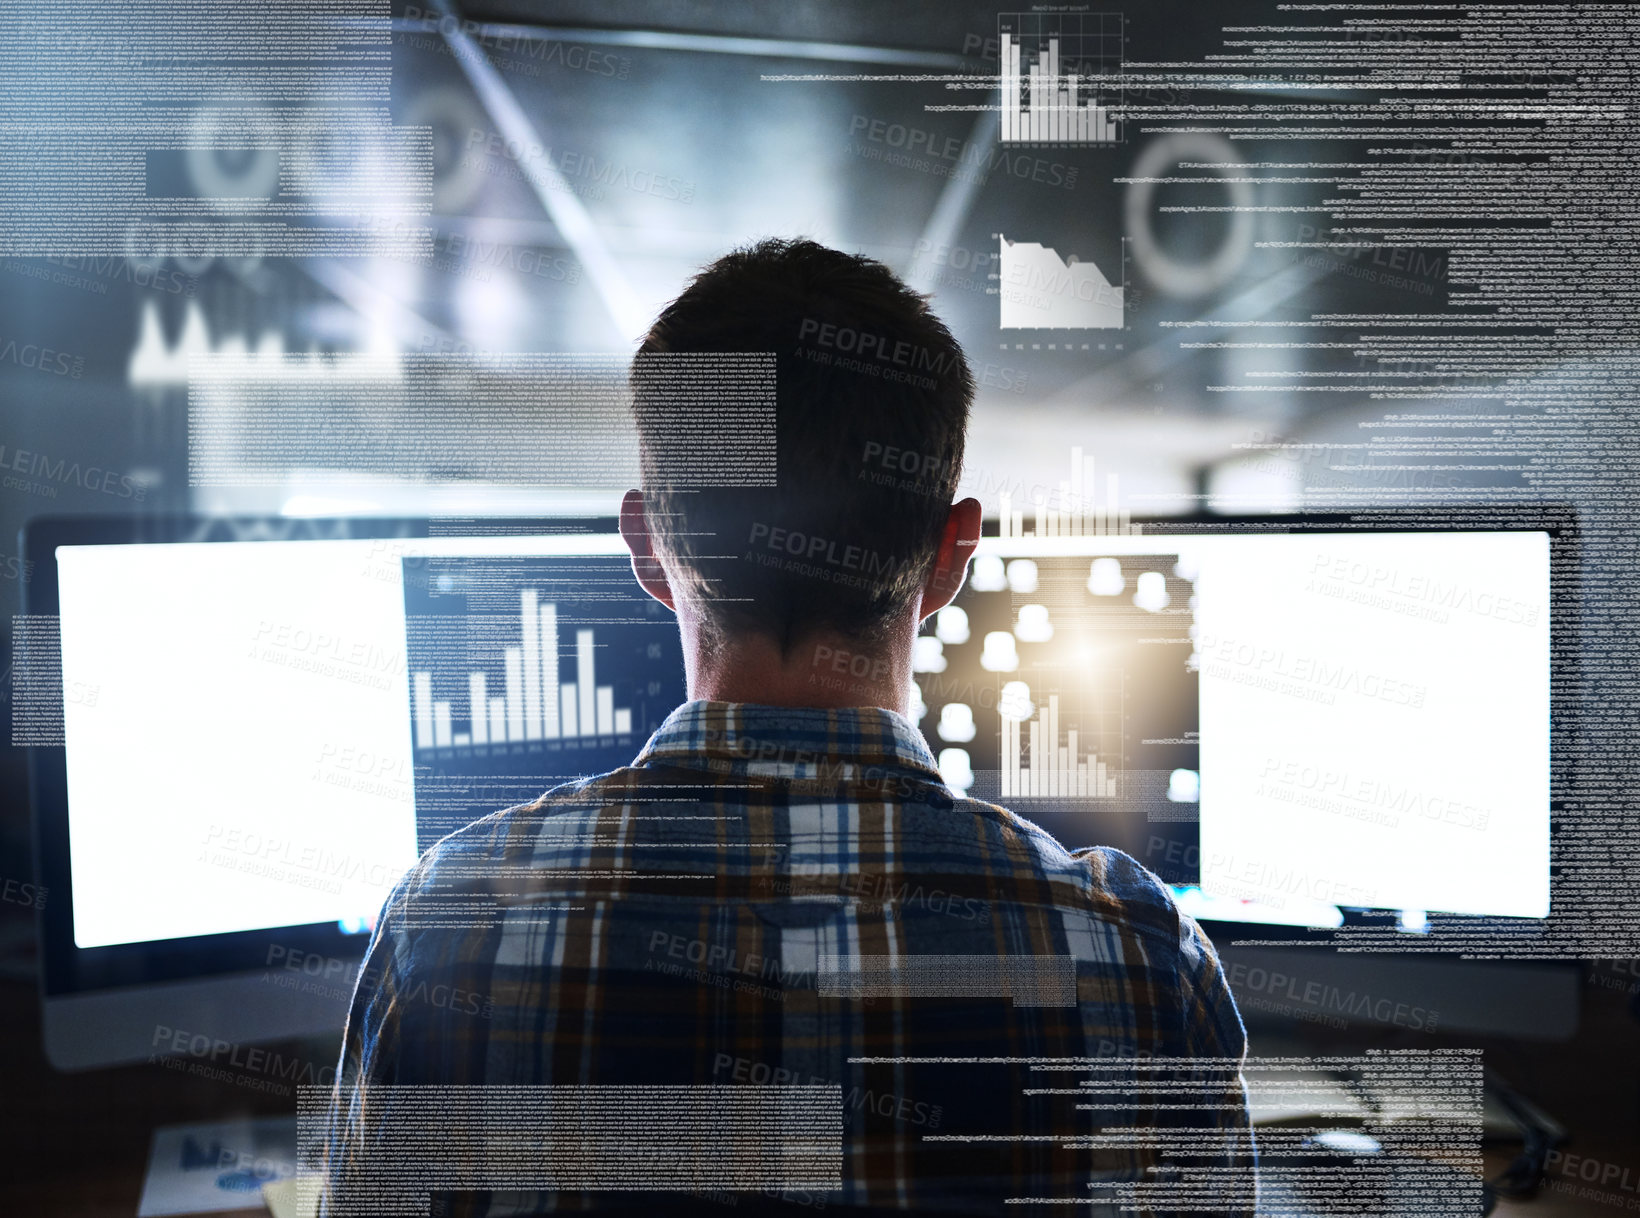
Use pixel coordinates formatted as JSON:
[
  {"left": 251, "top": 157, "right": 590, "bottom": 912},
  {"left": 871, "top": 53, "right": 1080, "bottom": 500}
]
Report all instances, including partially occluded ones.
[{"left": 631, "top": 237, "right": 972, "bottom": 651}]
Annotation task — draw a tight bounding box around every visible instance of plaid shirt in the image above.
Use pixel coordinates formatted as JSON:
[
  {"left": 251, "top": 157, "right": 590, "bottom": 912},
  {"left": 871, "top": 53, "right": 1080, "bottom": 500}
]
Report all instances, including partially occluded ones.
[{"left": 319, "top": 701, "right": 1255, "bottom": 1216}]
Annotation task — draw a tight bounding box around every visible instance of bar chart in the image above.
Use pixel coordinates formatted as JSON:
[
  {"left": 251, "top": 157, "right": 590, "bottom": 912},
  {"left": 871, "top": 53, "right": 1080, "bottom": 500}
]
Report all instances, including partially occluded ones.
[
  {"left": 998, "top": 445, "right": 1140, "bottom": 538},
  {"left": 998, "top": 13, "right": 1122, "bottom": 146},
  {"left": 410, "top": 586, "right": 636, "bottom": 752},
  {"left": 398, "top": 552, "right": 685, "bottom": 849},
  {"left": 1001, "top": 692, "right": 1118, "bottom": 799}
]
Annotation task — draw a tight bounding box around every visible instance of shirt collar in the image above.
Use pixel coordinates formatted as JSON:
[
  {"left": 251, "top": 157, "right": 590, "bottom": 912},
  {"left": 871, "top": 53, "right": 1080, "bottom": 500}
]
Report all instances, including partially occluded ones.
[{"left": 633, "top": 700, "right": 945, "bottom": 782}]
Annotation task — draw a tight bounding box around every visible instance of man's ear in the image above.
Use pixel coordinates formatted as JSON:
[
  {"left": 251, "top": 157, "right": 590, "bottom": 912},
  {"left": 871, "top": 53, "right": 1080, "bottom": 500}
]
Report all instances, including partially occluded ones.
[
  {"left": 619, "top": 489, "right": 677, "bottom": 611},
  {"left": 919, "top": 497, "right": 983, "bottom": 619}
]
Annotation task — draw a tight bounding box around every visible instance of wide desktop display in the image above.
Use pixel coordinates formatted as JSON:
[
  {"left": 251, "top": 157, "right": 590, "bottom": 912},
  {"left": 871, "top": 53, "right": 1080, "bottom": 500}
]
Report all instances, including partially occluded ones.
[{"left": 26, "top": 510, "right": 1557, "bottom": 1067}]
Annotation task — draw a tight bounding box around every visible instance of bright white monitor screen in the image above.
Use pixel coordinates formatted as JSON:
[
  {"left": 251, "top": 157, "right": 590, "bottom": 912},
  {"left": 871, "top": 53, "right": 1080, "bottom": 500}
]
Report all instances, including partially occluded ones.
[
  {"left": 56, "top": 534, "right": 631, "bottom": 949},
  {"left": 970, "top": 530, "right": 1551, "bottom": 922},
  {"left": 58, "top": 528, "right": 1551, "bottom": 950}
]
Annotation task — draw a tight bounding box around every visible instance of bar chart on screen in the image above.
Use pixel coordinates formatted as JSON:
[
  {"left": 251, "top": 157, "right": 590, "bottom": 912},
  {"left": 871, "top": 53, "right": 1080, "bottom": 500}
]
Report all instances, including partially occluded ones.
[
  {"left": 913, "top": 550, "right": 1196, "bottom": 844},
  {"left": 1000, "top": 689, "right": 1121, "bottom": 799},
  {"left": 997, "top": 445, "right": 1139, "bottom": 538},
  {"left": 401, "top": 554, "right": 683, "bottom": 759},
  {"left": 411, "top": 588, "right": 636, "bottom": 752},
  {"left": 998, "top": 12, "right": 1123, "bottom": 145}
]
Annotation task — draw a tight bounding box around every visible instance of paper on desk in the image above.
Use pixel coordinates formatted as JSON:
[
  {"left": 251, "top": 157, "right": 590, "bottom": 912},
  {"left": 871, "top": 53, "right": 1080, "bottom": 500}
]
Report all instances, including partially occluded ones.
[{"left": 137, "top": 1115, "right": 298, "bottom": 1216}]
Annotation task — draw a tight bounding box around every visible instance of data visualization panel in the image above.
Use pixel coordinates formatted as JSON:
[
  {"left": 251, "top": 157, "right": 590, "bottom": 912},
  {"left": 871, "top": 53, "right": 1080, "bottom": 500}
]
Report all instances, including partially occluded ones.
[
  {"left": 402, "top": 552, "right": 684, "bottom": 846},
  {"left": 998, "top": 12, "right": 1123, "bottom": 145}
]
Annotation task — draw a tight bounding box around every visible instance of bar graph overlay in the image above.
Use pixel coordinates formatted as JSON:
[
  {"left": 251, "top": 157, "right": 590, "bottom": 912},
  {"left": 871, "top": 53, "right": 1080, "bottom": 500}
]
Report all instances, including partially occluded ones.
[
  {"left": 999, "top": 13, "right": 1122, "bottom": 145},
  {"left": 398, "top": 552, "right": 684, "bottom": 848},
  {"left": 998, "top": 445, "right": 1140, "bottom": 538},
  {"left": 912, "top": 551, "right": 1196, "bottom": 846},
  {"left": 999, "top": 237, "right": 1124, "bottom": 330},
  {"left": 401, "top": 553, "right": 683, "bottom": 772},
  {"left": 1001, "top": 693, "right": 1118, "bottom": 799},
  {"left": 411, "top": 588, "right": 636, "bottom": 752}
]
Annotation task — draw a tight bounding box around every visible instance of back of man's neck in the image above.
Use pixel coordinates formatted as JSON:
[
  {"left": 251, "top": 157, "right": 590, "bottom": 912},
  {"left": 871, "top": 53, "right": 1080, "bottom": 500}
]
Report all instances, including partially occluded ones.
[{"left": 684, "top": 618, "right": 914, "bottom": 715}]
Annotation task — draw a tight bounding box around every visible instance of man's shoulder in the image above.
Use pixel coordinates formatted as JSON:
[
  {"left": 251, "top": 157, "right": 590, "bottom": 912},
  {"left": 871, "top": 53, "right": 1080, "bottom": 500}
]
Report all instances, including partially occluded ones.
[
  {"left": 396, "top": 765, "right": 1186, "bottom": 950},
  {"left": 943, "top": 792, "right": 1185, "bottom": 945},
  {"left": 399, "top": 768, "right": 642, "bottom": 890}
]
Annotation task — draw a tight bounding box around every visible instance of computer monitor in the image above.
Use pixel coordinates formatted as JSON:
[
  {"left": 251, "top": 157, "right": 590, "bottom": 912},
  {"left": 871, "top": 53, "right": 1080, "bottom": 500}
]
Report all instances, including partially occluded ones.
[
  {"left": 913, "top": 510, "right": 1563, "bottom": 933},
  {"left": 26, "top": 515, "right": 686, "bottom": 1068},
  {"left": 26, "top": 508, "right": 1571, "bottom": 1068},
  {"left": 912, "top": 508, "right": 1577, "bottom": 1040}
]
